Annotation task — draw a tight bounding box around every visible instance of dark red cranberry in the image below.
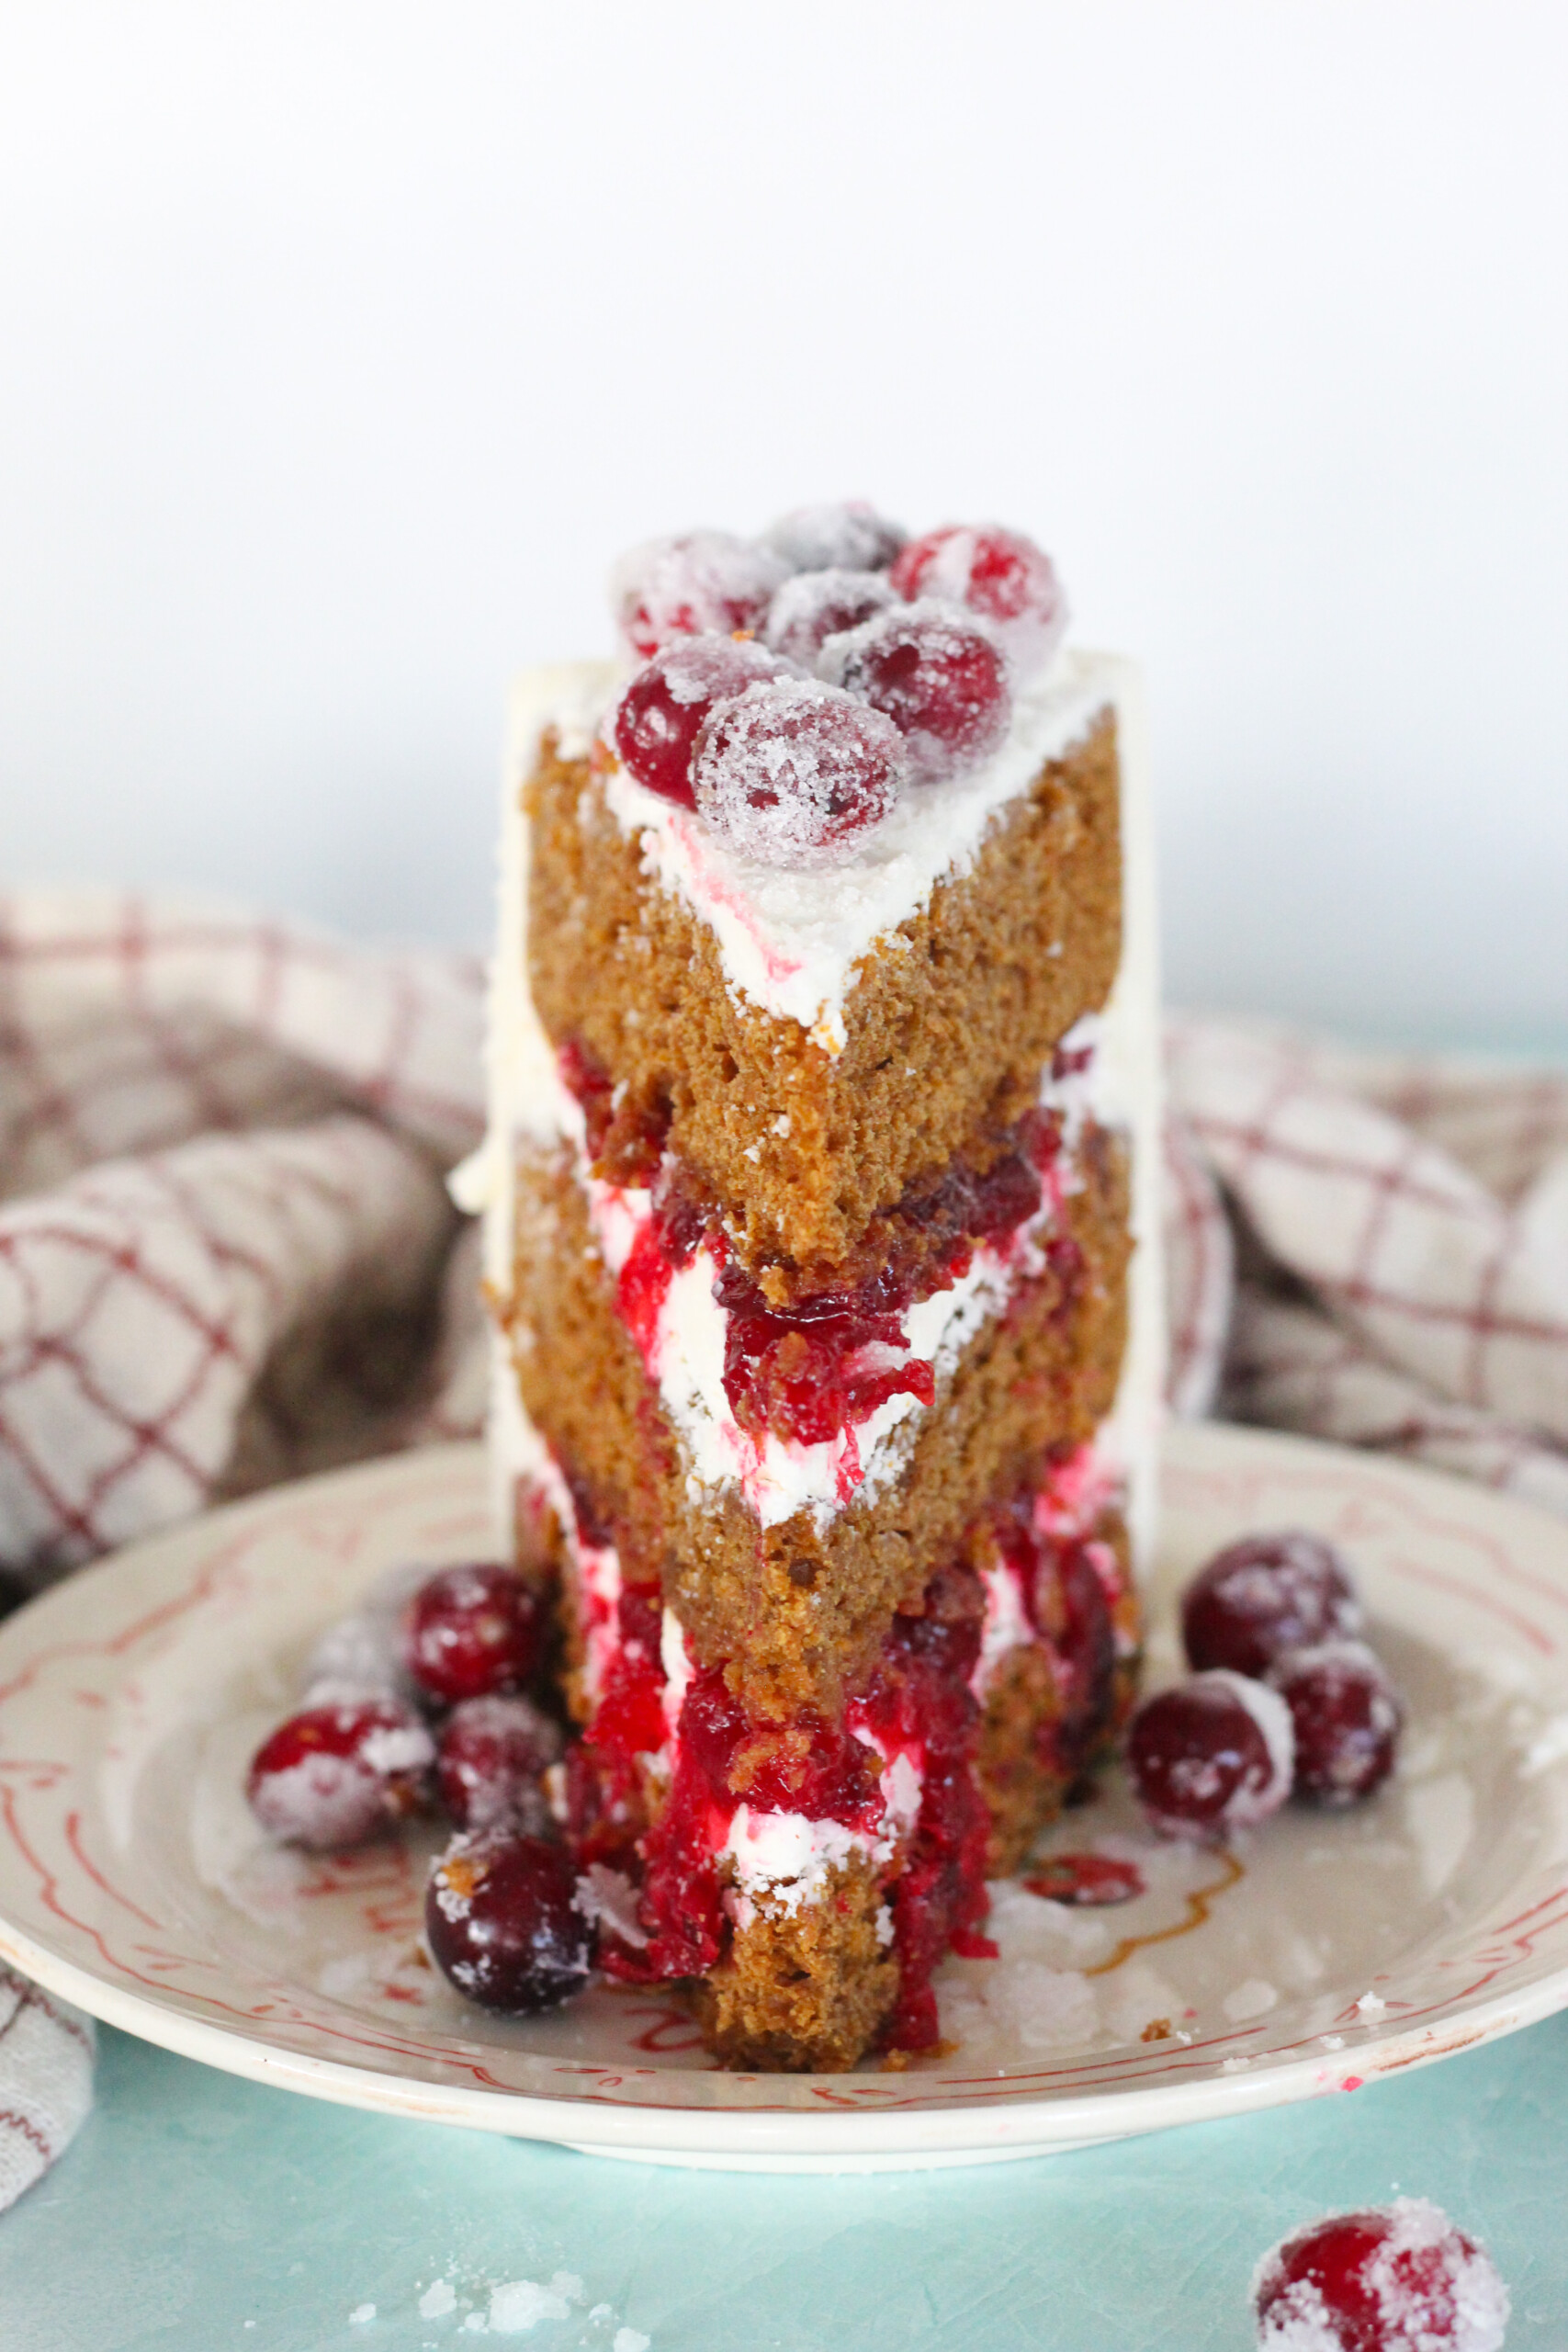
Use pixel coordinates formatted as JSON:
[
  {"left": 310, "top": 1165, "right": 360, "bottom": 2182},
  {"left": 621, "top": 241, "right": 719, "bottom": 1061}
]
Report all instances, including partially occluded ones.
[
  {"left": 1269, "top": 1640, "right": 1402, "bottom": 1806},
  {"left": 763, "top": 501, "right": 907, "bottom": 574},
  {"left": 1183, "top": 1532, "right": 1362, "bottom": 1679},
  {"left": 692, "top": 678, "right": 907, "bottom": 867},
  {"left": 762, "top": 568, "right": 900, "bottom": 669},
  {"left": 610, "top": 531, "right": 786, "bottom": 659},
  {"left": 401, "top": 1565, "right": 543, "bottom": 1706},
  {"left": 828, "top": 600, "right": 1011, "bottom": 784},
  {"left": 1254, "top": 2198, "right": 1509, "bottom": 2349},
  {"left": 435, "top": 1694, "right": 563, "bottom": 1831},
  {"left": 610, "top": 633, "right": 794, "bottom": 809},
  {"left": 247, "top": 1699, "right": 433, "bottom": 1849},
  {"left": 1127, "top": 1671, "right": 1293, "bottom": 1841},
  {"left": 425, "top": 1831, "right": 592, "bottom": 2015},
  {"left": 889, "top": 524, "right": 1066, "bottom": 679}
]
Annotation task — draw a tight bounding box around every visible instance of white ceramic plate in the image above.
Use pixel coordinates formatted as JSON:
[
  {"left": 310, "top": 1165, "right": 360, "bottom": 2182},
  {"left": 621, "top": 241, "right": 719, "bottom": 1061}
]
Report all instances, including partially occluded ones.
[{"left": 1, "top": 1427, "right": 1566, "bottom": 2172}]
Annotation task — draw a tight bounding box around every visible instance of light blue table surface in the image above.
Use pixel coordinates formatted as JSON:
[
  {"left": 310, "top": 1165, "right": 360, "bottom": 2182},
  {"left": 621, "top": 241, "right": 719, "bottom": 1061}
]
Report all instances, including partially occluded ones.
[{"left": 1, "top": 2015, "right": 1562, "bottom": 2351}]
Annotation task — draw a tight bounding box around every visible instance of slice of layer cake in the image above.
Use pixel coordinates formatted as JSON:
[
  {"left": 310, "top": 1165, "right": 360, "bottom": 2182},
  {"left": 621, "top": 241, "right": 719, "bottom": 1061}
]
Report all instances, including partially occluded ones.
[{"left": 461, "top": 509, "right": 1163, "bottom": 2069}]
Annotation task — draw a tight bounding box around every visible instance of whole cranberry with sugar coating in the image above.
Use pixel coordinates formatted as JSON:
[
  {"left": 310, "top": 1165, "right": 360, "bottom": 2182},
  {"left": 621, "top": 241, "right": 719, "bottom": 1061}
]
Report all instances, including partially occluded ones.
[
  {"left": 692, "top": 677, "right": 907, "bottom": 868},
  {"left": 763, "top": 500, "right": 907, "bottom": 574},
  {"left": 436, "top": 1693, "right": 564, "bottom": 1831},
  {"left": 425, "top": 1830, "right": 593, "bottom": 2015},
  {"left": 763, "top": 568, "right": 901, "bottom": 670},
  {"left": 827, "top": 599, "right": 1011, "bottom": 785},
  {"left": 1127, "top": 1670, "right": 1293, "bottom": 1841},
  {"left": 610, "top": 531, "right": 787, "bottom": 660},
  {"left": 1253, "top": 2197, "right": 1509, "bottom": 2350},
  {"left": 611, "top": 633, "right": 795, "bottom": 809},
  {"left": 889, "top": 523, "right": 1066, "bottom": 679},
  {"left": 401, "top": 1564, "right": 543, "bottom": 1706},
  {"left": 1269, "top": 1639, "right": 1402, "bottom": 1806},
  {"left": 247, "top": 1698, "right": 433, "bottom": 1849},
  {"left": 1183, "top": 1531, "right": 1362, "bottom": 1679}
]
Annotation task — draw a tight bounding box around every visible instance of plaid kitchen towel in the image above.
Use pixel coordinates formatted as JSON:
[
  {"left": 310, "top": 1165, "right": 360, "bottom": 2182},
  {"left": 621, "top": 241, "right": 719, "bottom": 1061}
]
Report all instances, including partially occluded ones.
[{"left": 0, "top": 887, "right": 1564, "bottom": 2203}]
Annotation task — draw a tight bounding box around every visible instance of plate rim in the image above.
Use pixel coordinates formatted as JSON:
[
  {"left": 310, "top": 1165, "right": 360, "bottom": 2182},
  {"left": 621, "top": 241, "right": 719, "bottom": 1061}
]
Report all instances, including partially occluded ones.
[{"left": 2, "top": 1426, "right": 1566, "bottom": 2167}]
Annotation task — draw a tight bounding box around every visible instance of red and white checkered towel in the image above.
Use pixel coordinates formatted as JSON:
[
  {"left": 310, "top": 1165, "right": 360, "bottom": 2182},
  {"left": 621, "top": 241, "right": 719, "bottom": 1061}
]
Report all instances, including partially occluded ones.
[{"left": 0, "top": 889, "right": 1564, "bottom": 2201}]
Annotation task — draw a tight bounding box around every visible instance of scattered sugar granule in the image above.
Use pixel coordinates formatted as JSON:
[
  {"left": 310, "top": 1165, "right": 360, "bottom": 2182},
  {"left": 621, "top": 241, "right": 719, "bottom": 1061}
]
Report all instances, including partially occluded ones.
[
  {"left": 419, "top": 2280, "right": 457, "bottom": 2320},
  {"left": 549, "top": 2274, "right": 585, "bottom": 2305},
  {"left": 1356, "top": 1989, "right": 1387, "bottom": 2015},
  {"left": 614, "top": 2332, "right": 651, "bottom": 2352},
  {"left": 589, "top": 2309, "right": 614, "bottom": 2325},
  {"left": 1320, "top": 2033, "right": 1346, "bottom": 2051},
  {"left": 485, "top": 2278, "right": 574, "bottom": 2334},
  {"left": 349, "top": 2306, "right": 377, "bottom": 2325}
]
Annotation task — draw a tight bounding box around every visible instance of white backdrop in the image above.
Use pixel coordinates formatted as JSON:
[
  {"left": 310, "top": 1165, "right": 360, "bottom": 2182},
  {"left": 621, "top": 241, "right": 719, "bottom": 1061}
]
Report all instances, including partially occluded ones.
[{"left": 2, "top": 2, "right": 1564, "bottom": 1046}]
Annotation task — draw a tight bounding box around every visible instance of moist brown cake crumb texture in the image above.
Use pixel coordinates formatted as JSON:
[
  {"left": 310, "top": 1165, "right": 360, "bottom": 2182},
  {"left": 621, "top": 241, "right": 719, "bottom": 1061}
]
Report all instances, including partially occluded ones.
[
  {"left": 505, "top": 1126, "right": 1131, "bottom": 1722},
  {"left": 525, "top": 711, "right": 1122, "bottom": 1279},
  {"left": 689, "top": 1854, "right": 899, "bottom": 2072}
]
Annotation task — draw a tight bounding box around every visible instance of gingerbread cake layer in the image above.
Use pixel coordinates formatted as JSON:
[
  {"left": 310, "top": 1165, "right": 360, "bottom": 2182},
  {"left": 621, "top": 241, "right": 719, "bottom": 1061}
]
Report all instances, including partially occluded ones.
[{"left": 525, "top": 693, "right": 1121, "bottom": 1282}]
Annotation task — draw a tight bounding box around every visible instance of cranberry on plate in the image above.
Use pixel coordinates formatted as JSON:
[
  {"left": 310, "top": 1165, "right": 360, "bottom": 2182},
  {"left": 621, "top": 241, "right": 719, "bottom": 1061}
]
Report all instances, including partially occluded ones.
[
  {"left": 400, "top": 1564, "right": 544, "bottom": 1707},
  {"left": 1253, "top": 2198, "right": 1508, "bottom": 2350},
  {"left": 762, "top": 500, "right": 906, "bottom": 575},
  {"left": 436, "top": 1693, "right": 563, "bottom": 1832},
  {"left": 889, "top": 523, "right": 1066, "bottom": 679},
  {"left": 1182, "top": 1531, "right": 1362, "bottom": 1680},
  {"left": 692, "top": 676, "right": 907, "bottom": 866},
  {"left": 826, "top": 599, "right": 1012, "bottom": 785},
  {"left": 247, "top": 1698, "right": 433, "bottom": 1850},
  {"left": 1127, "top": 1670, "right": 1294, "bottom": 1841},
  {"left": 610, "top": 531, "right": 786, "bottom": 660},
  {"left": 611, "top": 632, "right": 795, "bottom": 809},
  {"left": 424, "top": 1830, "right": 594, "bottom": 2014},
  {"left": 1269, "top": 1639, "right": 1403, "bottom": 1806}
]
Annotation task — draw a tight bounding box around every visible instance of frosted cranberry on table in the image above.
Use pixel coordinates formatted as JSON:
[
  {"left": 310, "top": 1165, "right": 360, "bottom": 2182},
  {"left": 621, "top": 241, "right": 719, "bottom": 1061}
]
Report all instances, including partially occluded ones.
[
  {"left": 762, "top": 499, "right": 907, "bottom": 574},
  {"left": 436, "top": 1693, "right": 564, "bottom": 1832},
  {"left": 1183, "top": 1532, "right": 1363, "bottom": 1680},
  {"left": 1127, "top": 1670, "right": 1294, "bottom": 1841},
  {"left": 610, "top": 633, "right": 796, "bottom": 809},
  {"left": 762, "top": 567, "right": 901, "bottom": 669},
  {"left": 1269, "top": 1640, "right": 1403, "bottom": 1807},
  {"left": 889, "top": 524, "right": 1066, "bottom": 679},
  {"left": 246, "top": 1698, "right": 434, "bottom": 1850},
  {"left": 691, "top": 677, "right": 908, "bottom": 867},
  {"left": 1253, "top": 2198, "right": 1509, "bottom": 2350},
  {"left": 400, "top": 1564, "right": 544, "bottom": 1706},
  {"left": 609, "top": 531, "right": 787, "bottom": 660},
  {"left": 824, "top": 600, "right": 1012, "bottom": 785},
  {"left": 425, "top": 1830, "right": 594, "bottom": 2015}
]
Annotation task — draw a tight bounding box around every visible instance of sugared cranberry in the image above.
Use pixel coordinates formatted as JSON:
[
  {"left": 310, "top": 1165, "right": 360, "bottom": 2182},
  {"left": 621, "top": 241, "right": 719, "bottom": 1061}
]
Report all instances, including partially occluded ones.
[
  {"left": 436, "top": 1694, "right": 563, "bottom": 1831},
  {"left": 610, "top": 532, "right": 786, "bottom": 660},
  {"left": 763, "top": 500, "right": 906, "bottom": 574},
  {"left": 827, "top": 600, "right": 1011, "bottom": 785},
  {"left": 1183, "top": 1532, "right": 1362, "bottom": 1679},
  {"left": 1253, "top": 2198, "right": 1509, "bottom": 2350},
  {"left": 425, "top": 1830, "right": 593, "bottom": 2015},
  {"left": 763, "top": 568, "right": 900, "bottom": 670},
  {"left": 1127, "top": 1671, "right": 1293, "bottom": 1841},
  {"left": 610, "top": 633, "right": 795, "bottom": 809},
  {"left": 889, "top": 524, "right": 1066, "bottom": 679},
  {"left": 400, "top": 1565, "right": 543, "bottom": 1706},
  {"left": 692, "top": 678, "right": 907, "bottom": 867},
  {"left": 247, "top": 1699, "right": 433, "bottom": 1849},
  {"left": 1269, "top": 1640, "right": 1402, "bottom": 1806}
]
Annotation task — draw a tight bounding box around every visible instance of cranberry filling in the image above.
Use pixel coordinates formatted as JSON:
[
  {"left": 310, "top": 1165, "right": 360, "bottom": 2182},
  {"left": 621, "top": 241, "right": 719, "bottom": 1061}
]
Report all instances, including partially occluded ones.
[
  {"left": 558, "top": 1036, "right": 671, "bottom": 1187},
  {"left": 987, "top": 1500, "right": 1119, "bottom": 1781}
]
